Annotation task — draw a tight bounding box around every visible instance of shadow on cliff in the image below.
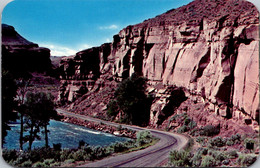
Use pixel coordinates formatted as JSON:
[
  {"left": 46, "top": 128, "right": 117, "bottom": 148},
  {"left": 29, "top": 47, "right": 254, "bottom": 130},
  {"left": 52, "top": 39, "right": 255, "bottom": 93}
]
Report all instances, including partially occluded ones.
[{"left": 157, "top": 87, "right": 187, "bottom": 126}]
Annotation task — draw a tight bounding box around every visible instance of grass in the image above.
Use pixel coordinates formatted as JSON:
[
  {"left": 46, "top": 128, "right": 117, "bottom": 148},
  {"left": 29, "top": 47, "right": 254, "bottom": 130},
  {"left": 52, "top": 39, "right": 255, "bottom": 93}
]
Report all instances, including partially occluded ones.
[
  {"left": 121, "top": 137, "right": 160, "bottom": 154},
  {"left": 3, "top": 130, "right": 160, "bottom": 167}
]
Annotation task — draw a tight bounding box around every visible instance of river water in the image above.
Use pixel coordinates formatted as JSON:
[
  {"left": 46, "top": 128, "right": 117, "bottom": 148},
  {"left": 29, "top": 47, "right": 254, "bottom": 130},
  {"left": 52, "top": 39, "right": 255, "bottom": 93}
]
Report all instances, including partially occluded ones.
[{"left": 3, "top": 120, "right": 129, "bottom": 150}]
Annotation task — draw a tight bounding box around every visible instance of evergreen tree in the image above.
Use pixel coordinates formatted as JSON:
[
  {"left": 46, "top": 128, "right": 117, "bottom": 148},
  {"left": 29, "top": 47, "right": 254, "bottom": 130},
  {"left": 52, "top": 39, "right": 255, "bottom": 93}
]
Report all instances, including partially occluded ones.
[{"left": 107, "top": 74, "right": 153, "bottom": 126}]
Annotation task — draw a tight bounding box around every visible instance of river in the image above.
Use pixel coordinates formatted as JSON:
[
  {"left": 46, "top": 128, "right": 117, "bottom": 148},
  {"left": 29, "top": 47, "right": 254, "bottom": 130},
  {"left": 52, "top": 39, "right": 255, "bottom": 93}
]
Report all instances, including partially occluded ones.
[{"left": 3, "top": 120, "right": 129, "bottom": 150}]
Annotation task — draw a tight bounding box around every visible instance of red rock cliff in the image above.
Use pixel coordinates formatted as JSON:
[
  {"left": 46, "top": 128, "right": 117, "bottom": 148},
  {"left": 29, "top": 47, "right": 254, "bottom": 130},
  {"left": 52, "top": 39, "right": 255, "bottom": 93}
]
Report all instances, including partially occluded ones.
[{"left": 58, "top": 0, "right": 259, "bottom": 126}]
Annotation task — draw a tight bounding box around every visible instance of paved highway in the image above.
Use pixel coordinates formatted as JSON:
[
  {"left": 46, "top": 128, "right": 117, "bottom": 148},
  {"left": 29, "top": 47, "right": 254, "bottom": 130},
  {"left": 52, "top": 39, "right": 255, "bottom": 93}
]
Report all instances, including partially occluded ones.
[{"left": 56, "top": 108, "right": 188, "bottom": 167}]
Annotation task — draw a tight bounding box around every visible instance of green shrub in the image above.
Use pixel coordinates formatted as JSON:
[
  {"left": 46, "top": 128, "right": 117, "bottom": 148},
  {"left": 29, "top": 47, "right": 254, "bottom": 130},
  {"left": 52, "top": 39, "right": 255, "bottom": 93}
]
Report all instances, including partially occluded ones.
[
  {"left": 189, "top": 128, "right": 199, "bottom": 136},
  {"left": 169, "top": 150, "right": 191, "bottom": 167},
  {"left": 209, "top": 136, "right": 226, "bottom": 147},
  {"left": 64, "top": 159, "right": 75, "bottom": 165},
  {"left": 32, "top": 161, "right": 48, "bottom": 167},
  {"left": 200, "top": 125, "right": 220, "bottom": 136},
  {"left": 237, "top": 154, "right": 257, "bottom": 167},
  {"left": 226, "top": 133, "right": 241, "bottom": 146},
  {"left": 177, "top": 125, "right": 189, "bottom": 133},
  {"left": 60, "top": 149, "right": 72, "bottom": 161},
  {"left": 184, "top": 117, "right": 191, "bottom": 125},
  {"left": 136, "top": 130, "right": 153, "bottom": 146},
  {"left": 226, "top": 140, "right": 234, "bottom": 146},
  {"left": 72, "top": 148, "right": 88, "bottom": 161},
  {"left": 201, "top": 155, "right": 216, "bottom": 167},
  {"left": 112, "top": 142, "right": 128, "bottom": 153},
  {"left": 188, "top": 120, "right": 197, "bottom": 129},
  {"left": 43, "top": 158, "right": 55, "bottom": 166},
  {"left": 226, "top": 150, "right": 238, "bottom": 159},
  {"left": 198, "top": 147, "right": 208, "bottom": 155},
  {"left": 50, "top": 162, "right": 61, "bottom": 167},
  {"left": 196, "top": 136, "right": 206, "bottom": 144},
  {"left": 20, "top": 160, "right": 32, "bottom": 167},
  {"left": 215, "top": 152, "right": 228, "bottom": 162},
  {"left": 92, "top": 146, "right": 107, "bottom": 159},
  {"left": 190, "top": 151, "right": 202, "bottom": 166}
]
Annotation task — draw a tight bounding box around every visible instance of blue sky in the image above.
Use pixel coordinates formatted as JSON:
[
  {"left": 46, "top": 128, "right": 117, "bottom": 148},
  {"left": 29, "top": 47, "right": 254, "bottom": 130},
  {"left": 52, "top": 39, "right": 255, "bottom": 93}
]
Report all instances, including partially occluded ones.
[
  {"left": 2, "top": 0, "right": 193, "bottom": 56},
  {"left": 2, "top": 0, "right": 259, "bottom": 56}
]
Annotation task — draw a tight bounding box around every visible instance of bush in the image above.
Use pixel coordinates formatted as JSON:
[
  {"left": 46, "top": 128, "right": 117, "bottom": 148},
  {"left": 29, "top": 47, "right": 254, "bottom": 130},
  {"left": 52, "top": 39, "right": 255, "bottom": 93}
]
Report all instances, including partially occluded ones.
[
  {"left": 32, "top": 161, "right": 48, "bottom": 167},
  {"left": 209, "top": 136, "right": 226, "bottom": 147},
  {"left": 196, "top": 136, "right": 206, "bottom": 144},
  {"left": 63, "top": 159, "right": 75, "bottom": 165},
  {"left": 20, "top": 160, "right": 32, "bottom": 167},
  {"left": 92, "top": 146, "right": 107, "bottom": 159},
  {"left": 60, "top": 149, "right": 72, "bottom": 161},
  {"left": 43, "top": 158, "right": 55, "bottom": 166},
  {"left": 188, "top": 120, "right": 197, "bottom": 129},
  {"left": 226, "top": 150, "right": 238, "bottom": 159},
  {"left": 177, "top": 125, "right": 189, "bottom": 133},
  {"left": 136, "top": 130, "right": 153, "bottom": 146},
  {"left": 50, "top": 162, "right": 61, "bottom": 167},
  {"left": 237, "top": 154, "right": 257, "bottom": 167},
  {"left": 200, "top": 125, "right": 220, "bottom": 136},
  {"left": 190, "top": 151, "right": 202, "bottom": 166},
  {"left": 201, "top": 155, "right": 216, "bottom": 167},
  {"left": 169, "top": 150, "right": 191, "bottom": 167},
  {"left": 72, "top": 148, "right": 88, "bottom": 161},
  {"left": 226, "top": 133, "right": 241, "bottom": 146},
  {"left": 112, "top": 142, "right": 128, "bottom": 153},
  {"left": 198, "top": 147, "right": 208, "bottom": 155}
]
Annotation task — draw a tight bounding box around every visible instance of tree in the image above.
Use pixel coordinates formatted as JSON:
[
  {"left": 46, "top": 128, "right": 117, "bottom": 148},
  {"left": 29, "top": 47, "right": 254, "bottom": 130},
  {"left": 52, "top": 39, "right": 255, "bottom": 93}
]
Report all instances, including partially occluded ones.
[
  {"left": 16, "top": 78, "right": 31, "bottom": 150},
  {"left": 1, "top": 70, "right": 18, "bottom": 146},
  {"left": 107, "top": 74, "right": 153, "bottom": 126},
  {"left": 24, "top": 92, "right": 57, "bottom": 150}
]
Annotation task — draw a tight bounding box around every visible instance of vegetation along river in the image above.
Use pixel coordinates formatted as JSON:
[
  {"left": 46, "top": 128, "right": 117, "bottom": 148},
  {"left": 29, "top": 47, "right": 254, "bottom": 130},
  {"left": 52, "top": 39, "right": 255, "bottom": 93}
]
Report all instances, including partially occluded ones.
[{"left": 3, "top": 120, "right": 129, "bottom": 150}]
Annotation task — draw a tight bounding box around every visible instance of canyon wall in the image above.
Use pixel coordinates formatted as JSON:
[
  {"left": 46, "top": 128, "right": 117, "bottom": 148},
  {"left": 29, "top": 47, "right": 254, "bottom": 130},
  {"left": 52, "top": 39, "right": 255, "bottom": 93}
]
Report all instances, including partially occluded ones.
[{"left": 58, "top": 0, "right": 259, "bottom": 127}]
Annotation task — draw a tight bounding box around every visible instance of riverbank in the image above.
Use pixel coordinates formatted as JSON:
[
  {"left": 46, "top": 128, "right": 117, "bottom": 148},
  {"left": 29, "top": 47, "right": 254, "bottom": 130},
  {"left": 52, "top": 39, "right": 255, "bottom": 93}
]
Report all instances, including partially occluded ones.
[
  {"left": 58, "top": 113, "right": 136, "bottom": 139},
  {"left": 2, "top": 124, "right": 156, "bottom": 167}
]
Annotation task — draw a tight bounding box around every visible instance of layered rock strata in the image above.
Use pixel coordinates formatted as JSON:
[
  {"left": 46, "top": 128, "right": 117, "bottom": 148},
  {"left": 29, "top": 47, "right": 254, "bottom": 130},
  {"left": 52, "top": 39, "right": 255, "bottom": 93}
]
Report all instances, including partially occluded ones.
[{"left": 58, "top": 0, "right": 259, "bottom": 127}]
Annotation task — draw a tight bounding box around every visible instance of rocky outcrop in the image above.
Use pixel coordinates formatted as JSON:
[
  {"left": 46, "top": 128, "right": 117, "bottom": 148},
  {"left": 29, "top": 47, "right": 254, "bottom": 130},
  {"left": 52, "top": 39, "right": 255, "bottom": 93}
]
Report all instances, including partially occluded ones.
[
  {"left": 2, "top": 24, "right": 52, "bottom": 77},
  {"left": 58, "top": 0, "right": 259, "bottom": 127}
]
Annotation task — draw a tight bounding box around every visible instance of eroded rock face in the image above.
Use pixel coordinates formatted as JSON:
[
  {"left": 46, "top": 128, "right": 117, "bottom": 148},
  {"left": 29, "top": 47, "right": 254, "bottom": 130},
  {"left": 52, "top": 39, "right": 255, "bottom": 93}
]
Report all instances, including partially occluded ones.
[
  {"left": 2, "top": 24, "right": 52, "bottom": 76},
  {"left": 58, "top": 0, "right": 259, "bottom": 126}
]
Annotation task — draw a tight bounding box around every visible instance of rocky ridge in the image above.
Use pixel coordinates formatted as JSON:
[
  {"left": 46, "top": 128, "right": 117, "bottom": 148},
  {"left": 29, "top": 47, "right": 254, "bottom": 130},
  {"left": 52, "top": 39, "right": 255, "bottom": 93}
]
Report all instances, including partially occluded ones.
[
  {"left": 2, "top": 24, "right": 53, "bottom": 77},
  {"left": 58, "top": 0, "right": 259, "bottom": 131}
]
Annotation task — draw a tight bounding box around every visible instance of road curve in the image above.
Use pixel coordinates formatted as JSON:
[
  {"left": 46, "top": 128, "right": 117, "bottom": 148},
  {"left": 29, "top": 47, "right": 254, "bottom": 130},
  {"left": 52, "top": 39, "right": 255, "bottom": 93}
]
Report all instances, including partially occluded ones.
[{"left": 56, "top": 108, "right": 188, "bottom": 167}]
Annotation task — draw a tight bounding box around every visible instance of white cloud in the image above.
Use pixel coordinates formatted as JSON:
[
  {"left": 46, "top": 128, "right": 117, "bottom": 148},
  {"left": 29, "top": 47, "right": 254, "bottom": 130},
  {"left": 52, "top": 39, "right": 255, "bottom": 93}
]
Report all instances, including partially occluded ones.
[
  {"left": 105, "top": 38, "right": 112, "bottom": 43},
  {"left": 78, "top": 44, "right": 92, "bottom": 51},
  {"left": 99, "top": 24, "right": 119, "bottom": 30},
  {"left": 38, "top": 43, "right": 93, "bottom": 56},
  {"left": 40, "top": 44, "right": 77, "bottom": 56}
]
